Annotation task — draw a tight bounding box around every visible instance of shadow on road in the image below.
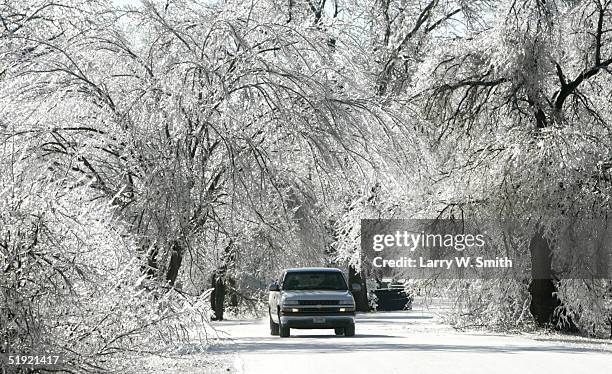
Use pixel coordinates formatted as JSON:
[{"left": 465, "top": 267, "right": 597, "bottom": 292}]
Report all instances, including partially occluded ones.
[
  {"left": 282, "top": 334, "right": 401, "bottom": 339},
  {"left": 357, "top": 313, "right": 433, "bottom": 320},
  {"left": 356, "top": 317, "right": 433, "bottom": 324},
  {"left": 533, "top": 337, "right": 612, "bottom": 346},
  {"left": 210, "top": 337, "right": 612, "bottom": 355}
]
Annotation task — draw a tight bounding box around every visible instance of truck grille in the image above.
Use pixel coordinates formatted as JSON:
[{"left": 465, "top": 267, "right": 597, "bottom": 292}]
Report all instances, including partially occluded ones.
[
  {"left": 297, "top": 307, "right": 343, "bottom": 313},
  {"left": 282, "top": 308, "right": 354, "bottom": 315},
  {"left": 298, "top": 300, "right": 339, "bottom": 305}
]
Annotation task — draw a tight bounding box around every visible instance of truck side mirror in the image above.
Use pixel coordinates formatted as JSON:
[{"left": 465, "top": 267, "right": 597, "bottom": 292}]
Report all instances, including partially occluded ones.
[
  {"left": 351, "top": 283, "right": 362, "bottom": 292},
  {"left": 269, "top": 282, "right": 280, "bottom": 291}
]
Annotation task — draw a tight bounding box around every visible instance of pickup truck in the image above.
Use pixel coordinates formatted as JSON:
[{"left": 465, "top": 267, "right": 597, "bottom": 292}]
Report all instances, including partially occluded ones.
[{"left": 268, "top": 267, "right": 360, "bottom": 337}]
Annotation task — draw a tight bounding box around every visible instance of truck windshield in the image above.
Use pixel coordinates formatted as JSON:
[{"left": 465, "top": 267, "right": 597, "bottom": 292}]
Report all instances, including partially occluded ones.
[{"left": 282, "top": 272, "right": 348, "bottom": 291}]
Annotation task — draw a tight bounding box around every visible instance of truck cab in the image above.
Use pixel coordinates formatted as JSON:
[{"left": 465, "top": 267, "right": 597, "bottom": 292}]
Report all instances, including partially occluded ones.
[{"left": 268, "top": 267, "right": 360, "bottom": 337}]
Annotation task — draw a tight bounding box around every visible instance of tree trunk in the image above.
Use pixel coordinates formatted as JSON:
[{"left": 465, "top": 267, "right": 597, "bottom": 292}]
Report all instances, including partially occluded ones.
[
  {"left": 210, "top": 240, "right": 234, "bottom": 320},
  {"left": 165, "top": 240, "right": 183, "bottom": 287},
  {"left": 528, "top": 228, "right": 577, "bottom": 331},
  {"left": 528, "top": 228, "right": 558, "bottom": 325},
  {"left": 210, "top": 271, "right": 226, "bottom": 321},
  {"left": 349, "top": 264, "right": 369, "bottom": 312}
]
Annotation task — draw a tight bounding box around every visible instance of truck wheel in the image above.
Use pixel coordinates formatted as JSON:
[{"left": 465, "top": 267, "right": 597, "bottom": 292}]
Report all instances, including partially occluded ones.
[
  {"left": 334, "top": 328, "right": 344, "bottom": 335},
  {"left": 279, "top": 324, "right": 290, "bottom": 337},
  {"left": 270, "top": 314, "right": 279, "bottom": 336},
  {"left": 344, "top": 323, "right": 355, "bottom": 337}
]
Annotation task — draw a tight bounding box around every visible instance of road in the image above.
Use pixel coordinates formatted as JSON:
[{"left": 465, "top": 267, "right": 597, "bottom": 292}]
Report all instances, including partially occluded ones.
[{"left": 211, "top": 304, "right": 612, "bottom": 374}]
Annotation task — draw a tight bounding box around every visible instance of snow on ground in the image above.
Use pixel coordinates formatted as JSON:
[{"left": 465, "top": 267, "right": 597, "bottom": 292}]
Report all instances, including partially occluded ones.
[
  {"left": 129, "top": 351, "right": 234, "bottom": 374},
  {"left": 210, "top": 300, "right": 612, "bottom": 374},
  {"left": 125, "top": 326, "right": 235, "bottom": 373}
]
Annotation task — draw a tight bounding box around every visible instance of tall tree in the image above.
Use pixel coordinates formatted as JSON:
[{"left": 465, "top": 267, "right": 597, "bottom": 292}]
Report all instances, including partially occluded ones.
[{"left": 414, "top": 0, "right": 612, "bottom": 328}]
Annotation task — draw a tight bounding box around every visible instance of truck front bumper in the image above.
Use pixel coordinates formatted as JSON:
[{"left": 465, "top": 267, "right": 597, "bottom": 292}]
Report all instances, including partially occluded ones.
[{"left": 280, "top": 314, "right": 355, "bottom": 329}]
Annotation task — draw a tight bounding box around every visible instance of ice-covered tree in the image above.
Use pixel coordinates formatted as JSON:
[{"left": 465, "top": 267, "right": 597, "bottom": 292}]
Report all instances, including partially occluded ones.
[{"left": 410, "top": 0, "right": 612, "bottom": 331}]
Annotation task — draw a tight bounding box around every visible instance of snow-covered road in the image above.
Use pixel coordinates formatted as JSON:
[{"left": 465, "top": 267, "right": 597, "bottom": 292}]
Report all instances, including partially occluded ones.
[{"left": 211, "top": 305, "right": 612, "bottom": 374}]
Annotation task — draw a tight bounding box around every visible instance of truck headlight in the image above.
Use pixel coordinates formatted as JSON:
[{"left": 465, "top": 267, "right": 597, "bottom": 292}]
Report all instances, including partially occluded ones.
[
  {"left": 282, "top": 299, "right": 299, "bottom": 306},
  {"left": 339, "top": 299, "right": 354, "bottom": 305}
]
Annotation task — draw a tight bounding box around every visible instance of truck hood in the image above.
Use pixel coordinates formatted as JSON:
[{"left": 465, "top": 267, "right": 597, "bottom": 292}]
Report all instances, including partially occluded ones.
[{"left": 281, "top": 290, "right": 353, "bottom": 301}]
